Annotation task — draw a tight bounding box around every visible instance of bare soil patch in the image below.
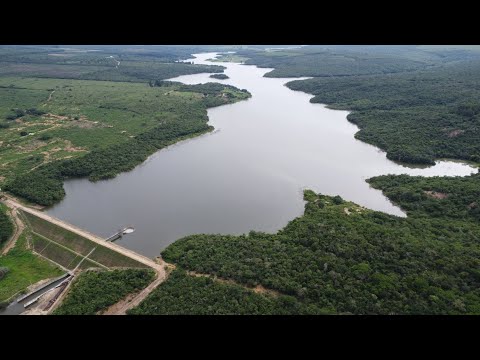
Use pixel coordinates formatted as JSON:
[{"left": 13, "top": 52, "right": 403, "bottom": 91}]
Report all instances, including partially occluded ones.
[
  {"left": 424, "top": 191, "right": 449, "bottom": 199},
  {"left": 447, "top": 129, "right": 465, "bottom": 138}
]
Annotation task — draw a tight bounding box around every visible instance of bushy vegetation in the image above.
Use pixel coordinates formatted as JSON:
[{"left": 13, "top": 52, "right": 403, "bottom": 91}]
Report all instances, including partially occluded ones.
[
  {"left": 53, "top": 269, "right": 155, "bottom": 315},
  {"left": 209, "top": 73, "right": 229, "bottom": 80},
  {"left": 129, "top": 269, "right": 322, "bottom": 315},
  {"left": 0, "top": 205, "right": 14, "bottom": 246},
  {"left": 160, "top": 175, "right": 480, "bottom": 314}
]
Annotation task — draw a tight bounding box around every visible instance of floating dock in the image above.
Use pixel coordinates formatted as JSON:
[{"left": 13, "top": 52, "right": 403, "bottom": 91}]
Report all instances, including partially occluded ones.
[{"left": 106, "top": 227, "right": 135, "bottom": 242}]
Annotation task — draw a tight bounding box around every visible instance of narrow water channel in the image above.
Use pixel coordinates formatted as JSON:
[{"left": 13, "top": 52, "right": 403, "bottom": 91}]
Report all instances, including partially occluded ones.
[
  {"left": 46, "top": 53, "right": 477, "bottom": 257},
  {"left": 0, "top": 274, "right": 69, "bottom": 315}
]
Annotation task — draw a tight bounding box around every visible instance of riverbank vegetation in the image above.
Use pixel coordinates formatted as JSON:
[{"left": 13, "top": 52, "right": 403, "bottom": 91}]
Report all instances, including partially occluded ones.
[
  {"left": 53, "top": 268, "right": 155, "bottom": 315},
  {"left": 152, "top": 173, "right": 480, "bottom": 314}
]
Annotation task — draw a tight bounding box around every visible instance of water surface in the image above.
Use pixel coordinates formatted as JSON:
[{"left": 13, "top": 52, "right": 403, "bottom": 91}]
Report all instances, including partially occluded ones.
[{"left": 46, "top": 53, "right": 477, "bottom": 256}]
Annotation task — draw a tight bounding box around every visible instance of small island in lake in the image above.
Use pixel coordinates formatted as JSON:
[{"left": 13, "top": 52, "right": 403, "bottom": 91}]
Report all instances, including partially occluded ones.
[{"left": 210, "top": 73, "right": 229, "bottom": 80}]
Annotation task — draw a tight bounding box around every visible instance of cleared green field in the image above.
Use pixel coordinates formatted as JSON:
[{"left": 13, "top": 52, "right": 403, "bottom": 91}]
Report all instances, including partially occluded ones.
[
  {"left": 0, "top": 76, "right": 246, "bottom": 189},
  {"left": 0, "top": 232, "right": 63, "bottom": 302},
  {"left": 21, "top": 210, "right": 149, "bottom": 269},
  {"left": 208, "top": 54, "right": 249, "bottom": 63}
]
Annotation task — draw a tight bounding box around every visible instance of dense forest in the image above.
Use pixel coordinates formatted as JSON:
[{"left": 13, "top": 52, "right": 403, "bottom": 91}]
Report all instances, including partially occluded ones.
[
  {"left": 368, "top": 174, "right": 480, "bottom": 221},
  {"left": 53, "top": 269, "right": 155, "bottom": 315},
  {"left": 129, "top": 269, "right": 323, "bottom": 315},
  {"left": 4, "top": 84, "right": 250, "bottom": 205},
  {"left": 154, "top": 174, "right": 480, "bottom": 314},
  {"left": 0, "top": 205, "right": 13, "bottom": 246},
  {"left": 210, "top": 74, "right": 229, "bottom": 80}
]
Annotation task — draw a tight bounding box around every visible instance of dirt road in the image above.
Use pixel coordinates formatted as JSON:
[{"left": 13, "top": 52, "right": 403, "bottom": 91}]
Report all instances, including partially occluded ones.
[
  {"left": 1, "top": 208, "right": 25, "bottom": 255},
  {"left": 42, "top": 90, "right": 55, "bottom": 107},
  {"left": 103, "top": 267, "right": 167, "bottom": 315}
]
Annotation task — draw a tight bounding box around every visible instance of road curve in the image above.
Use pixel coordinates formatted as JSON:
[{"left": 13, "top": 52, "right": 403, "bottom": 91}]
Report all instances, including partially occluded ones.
[{"left": 1, "top": 208, "right": 25, "bottom": 255}]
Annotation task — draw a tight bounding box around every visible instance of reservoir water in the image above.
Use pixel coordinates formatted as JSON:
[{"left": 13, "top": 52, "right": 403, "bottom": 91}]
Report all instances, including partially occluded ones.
[{"left": 46, "top": 53, "right": 477, "bottom": 257}]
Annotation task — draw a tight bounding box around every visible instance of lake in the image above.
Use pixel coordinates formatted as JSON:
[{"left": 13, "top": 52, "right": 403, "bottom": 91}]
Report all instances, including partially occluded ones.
[{"left": 46, "top": 53, "right": 477, "bottom": 257}]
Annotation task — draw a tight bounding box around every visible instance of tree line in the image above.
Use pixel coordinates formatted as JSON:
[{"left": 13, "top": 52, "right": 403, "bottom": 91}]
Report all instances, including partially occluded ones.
[{"left": 159, "top": 174, "right": 480, "bottom": 314}]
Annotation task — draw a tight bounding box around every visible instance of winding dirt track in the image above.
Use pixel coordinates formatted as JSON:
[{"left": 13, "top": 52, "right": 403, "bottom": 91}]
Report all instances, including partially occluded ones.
[
  {"left": 42, "top": 90, "right": 55, "bottom": 107},
  {"left": 1, "top": 208, "right": 25, "bottom": 255}
]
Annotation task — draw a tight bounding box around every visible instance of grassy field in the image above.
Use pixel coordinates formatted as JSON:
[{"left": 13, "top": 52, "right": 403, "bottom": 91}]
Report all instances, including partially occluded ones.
[
  {"left": 0, "top": 77, "right": 220, "bottom": 183},
  {"left": 208, "top": 54, "right": 249, "bottom": 63},
  {"left": 53, "top": 268, "right": 155, "bottom": 315},
  {"left": 0, "top": 232, "right": 63, "bottom": 302},
  {"left": 21, "top": 210, "right": 149, "bottom": 269},
  {"left": 30, "top": 233, "right": 101, "bottom": 270}
]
